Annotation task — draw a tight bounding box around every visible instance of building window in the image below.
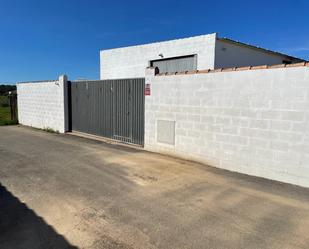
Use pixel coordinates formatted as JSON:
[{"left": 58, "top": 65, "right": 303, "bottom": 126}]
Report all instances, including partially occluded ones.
[{"left": 150, "top": 55, "right": 197, "bottom": 74}]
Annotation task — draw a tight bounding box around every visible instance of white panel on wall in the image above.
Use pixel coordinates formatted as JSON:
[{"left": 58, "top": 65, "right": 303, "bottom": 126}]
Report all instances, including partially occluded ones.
[{"left": 157, "top": 120, "right": 176, "bottom": 145}]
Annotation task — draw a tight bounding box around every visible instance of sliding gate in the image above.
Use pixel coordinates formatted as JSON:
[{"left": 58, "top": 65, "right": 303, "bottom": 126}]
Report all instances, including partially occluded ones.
[{"left": 70, "top": 78, "right": 145, "bottom": 146}]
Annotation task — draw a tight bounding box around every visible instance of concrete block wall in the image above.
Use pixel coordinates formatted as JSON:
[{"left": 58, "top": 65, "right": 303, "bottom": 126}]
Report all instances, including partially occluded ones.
[
  {"left": 17, "top": 75, "right": 68, "bottom": 133},
  {"left": 145, "top": 65, "right": 309, "bottom": 188},
  {"left": 100, "top": 33, "right": 217, "bottom": 79}
]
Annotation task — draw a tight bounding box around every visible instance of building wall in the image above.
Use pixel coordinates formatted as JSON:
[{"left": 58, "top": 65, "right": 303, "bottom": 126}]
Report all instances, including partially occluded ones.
[
  {"left": 215, "top": 40, "right": 298, "bottom": 69},
  {"left": 145, "top": 65, "right": 309, "bottom": 188},
  {"left": 100, "top": 34, "right": 217, "bottom": 79},
  {"left": 17, "top": 76, "right": 68, "bottom": 133}
]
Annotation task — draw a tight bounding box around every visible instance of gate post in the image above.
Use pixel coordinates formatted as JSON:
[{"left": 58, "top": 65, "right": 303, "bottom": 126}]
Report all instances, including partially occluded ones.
[
  {"left": 59, "top": 75, "right": 69, "bottom": 132},
  {"left": 144, "top": 67, "right": 156, "bottom": 148}
]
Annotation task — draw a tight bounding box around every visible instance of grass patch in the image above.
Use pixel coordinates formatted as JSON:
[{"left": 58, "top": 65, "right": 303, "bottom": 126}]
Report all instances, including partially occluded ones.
[
  {"left": 0, "top": 95, "right": 9, "bottom": 107},
  {"left": 0, "top": 106, "right": 18, "bottom": 126}
]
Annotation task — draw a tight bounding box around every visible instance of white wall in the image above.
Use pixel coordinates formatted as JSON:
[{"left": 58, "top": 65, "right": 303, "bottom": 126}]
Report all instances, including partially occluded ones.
[
  {"left": 145, "top": 65, "right": 309, "bottom": 188},
  {"left": 17, "top": 76, "right": 68, "bottom": 133},
  {"left": 100, "top": 34, "right": 217, "bottom": 79},
  {"left": 215, "top": 40, "right": 298, "bottom": 69}
]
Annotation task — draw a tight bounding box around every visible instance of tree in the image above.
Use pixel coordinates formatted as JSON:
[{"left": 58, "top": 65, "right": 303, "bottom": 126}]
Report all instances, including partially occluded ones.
[{"left": 0, "top": 85, "right": 16, "bottom": 95}]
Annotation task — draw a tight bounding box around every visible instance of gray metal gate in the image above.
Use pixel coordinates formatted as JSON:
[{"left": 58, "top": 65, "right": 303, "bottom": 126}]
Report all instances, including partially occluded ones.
[{"left": 70, "top": 78, "right": 145, "bottom": 146}]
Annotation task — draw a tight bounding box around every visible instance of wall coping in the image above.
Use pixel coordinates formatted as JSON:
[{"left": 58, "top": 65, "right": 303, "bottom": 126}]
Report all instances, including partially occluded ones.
[
  {"left": 17, "top": 80, "right": 58, "bottom": 84},
  {"left": 155, "top": 61, "right": 309, "bottom": 76}
]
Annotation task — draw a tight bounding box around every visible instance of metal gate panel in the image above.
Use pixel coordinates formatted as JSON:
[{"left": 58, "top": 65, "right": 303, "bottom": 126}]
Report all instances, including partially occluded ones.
[
  {"left": 113, "top": 79, "right": 132, "bottom": 142},
  {"left": 130, "top": 78, "right": 145, "bottom": 145},
  {"left": 99, "top": 81, "right": 113, "bottom": 138},
  {"left": 70, "top": 78, "right": 144, "bottom": 146}
]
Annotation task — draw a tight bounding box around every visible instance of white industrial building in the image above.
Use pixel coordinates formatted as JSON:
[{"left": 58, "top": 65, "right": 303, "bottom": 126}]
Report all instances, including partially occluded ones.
[{"left": 100, "top": 33, "right": 303, "bottom": 79}]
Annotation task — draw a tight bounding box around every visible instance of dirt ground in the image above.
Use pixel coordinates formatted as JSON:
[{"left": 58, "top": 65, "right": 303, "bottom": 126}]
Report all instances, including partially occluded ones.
[{"left": 1, "top": 126, "right": 309, "bottom": 249}]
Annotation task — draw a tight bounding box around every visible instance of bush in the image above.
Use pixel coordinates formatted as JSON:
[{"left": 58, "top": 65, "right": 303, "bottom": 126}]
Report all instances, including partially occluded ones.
[
  {"left": 0, "top": 96, "right": 9, "bottom": 107},
  {"left": 1, "top": 103, "right": 9, "bottom": 107},
  {"left": 0, "top": 85, "right": 16, "bottom": 95}
]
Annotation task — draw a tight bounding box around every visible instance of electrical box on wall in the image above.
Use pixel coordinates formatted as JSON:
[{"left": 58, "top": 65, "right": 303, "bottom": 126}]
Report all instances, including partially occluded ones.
[{"left": 157, "top": 120, "right": 175, "bottom": 145}]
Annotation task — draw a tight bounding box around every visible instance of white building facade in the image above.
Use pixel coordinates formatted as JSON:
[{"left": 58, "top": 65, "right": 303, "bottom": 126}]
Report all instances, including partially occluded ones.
[{"left": 100, "top": 33, "right": 302, "bottom": 79}]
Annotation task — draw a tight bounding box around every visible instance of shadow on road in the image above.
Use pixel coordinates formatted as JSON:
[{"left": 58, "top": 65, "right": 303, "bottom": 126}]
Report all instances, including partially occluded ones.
[{"left": 0, "top": 183, "right": 78, "bottom": 249}]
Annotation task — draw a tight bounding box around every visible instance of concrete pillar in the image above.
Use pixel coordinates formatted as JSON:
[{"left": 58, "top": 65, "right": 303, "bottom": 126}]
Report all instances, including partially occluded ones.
[
  {"left": 145, "top": 67, "right": 156, "bottom": 77},
  {"left": 59, "top": 75, "right": 69, "bottom": 132}
]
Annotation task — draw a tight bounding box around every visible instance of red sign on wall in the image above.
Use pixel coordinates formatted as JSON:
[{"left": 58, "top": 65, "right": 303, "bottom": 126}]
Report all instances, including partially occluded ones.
[{"left": 145, "top": 83, "right": 151, "bottom": 96}]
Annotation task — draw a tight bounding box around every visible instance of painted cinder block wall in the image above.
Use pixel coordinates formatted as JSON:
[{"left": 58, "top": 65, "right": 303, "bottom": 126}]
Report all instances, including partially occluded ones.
[
  {"left": 100, "top": 34, "right": 217, "bottom": 79},
  {"left": 144, "top": 65, "right": 309, "bottom": 188},
  {"left": 17, "top": 75, "right": 69, "bottom": 133}
]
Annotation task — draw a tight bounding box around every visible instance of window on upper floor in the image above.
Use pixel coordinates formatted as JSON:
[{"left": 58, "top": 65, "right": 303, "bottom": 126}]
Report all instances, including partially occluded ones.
[{"left": 150, "top": 55, "right": 197, "bottom": 74}]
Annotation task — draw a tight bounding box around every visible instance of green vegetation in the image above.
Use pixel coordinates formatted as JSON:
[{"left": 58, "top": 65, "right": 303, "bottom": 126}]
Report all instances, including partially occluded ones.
[
  {"left": 0, "top": 106, "right": 18, "bottom": 126},
  {"left": 0, "top": 85, "right": 16, "bottom": 95},
  {"left": 0, "top": 94, "right": 18, "bottom": 126},
  {"left": 0, "top": 85, "right": 18, "bottom": 126},
  {"left": 0, "top": 95, "right": 9, "bottom": 107}
]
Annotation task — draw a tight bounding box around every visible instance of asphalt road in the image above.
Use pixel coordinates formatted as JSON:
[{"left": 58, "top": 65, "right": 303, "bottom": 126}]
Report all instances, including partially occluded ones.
[{"left": 1, "top": 126, "right": 309, "bottom": 249}]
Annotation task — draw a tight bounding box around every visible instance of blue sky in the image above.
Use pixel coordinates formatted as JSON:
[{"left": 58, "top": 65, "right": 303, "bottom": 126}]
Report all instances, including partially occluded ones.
[{"left": 0, "top": 0, "right": 308, "bottom": 83}]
